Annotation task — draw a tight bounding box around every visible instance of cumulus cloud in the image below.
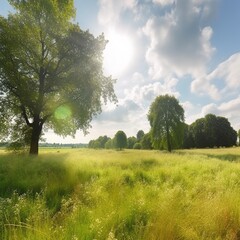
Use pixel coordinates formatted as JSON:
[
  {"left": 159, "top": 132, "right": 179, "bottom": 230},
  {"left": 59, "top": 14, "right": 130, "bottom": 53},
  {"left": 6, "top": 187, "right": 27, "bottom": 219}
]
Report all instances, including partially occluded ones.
[
  {"left": 143, "top": 0, "right": 216, "bottom": 79},
  {"left": 97, "top": 99, "right": 141, "bottom": 122},
  {"left": 192, "top": 52, "right": 240, "bottom": 100},
  {"left": 201, "top": 96, "right": 240, "bottom": 130},
  {"left": 96, "top": 73, "right": 180, "bottom": 124},
  {"left": 124, "top": 77, "right": 179, "bottom": 107},
  {"left": 153, "top": 0, "right": 175, "bottom": 7},
  {"left": 201, "top": 103, "right": 219, "bottom": 116},
  {"left": 98, "top": 0, "right": 137, "bottom": 26}
]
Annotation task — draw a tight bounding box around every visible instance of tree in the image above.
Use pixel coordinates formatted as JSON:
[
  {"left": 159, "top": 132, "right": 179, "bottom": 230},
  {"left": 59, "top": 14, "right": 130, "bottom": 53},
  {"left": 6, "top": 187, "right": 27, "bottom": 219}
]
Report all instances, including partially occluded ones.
[
  {"left": 114, "top": 130, "right": 127, "bottom": 150},
  {"left": 0, "top": 0, "right": 116, "bottom": 155},
  {"left": 133, "top": 142, "right": 142, "bottom": 149},
  {"left": 127, "top": 136, "right": 137, "bottom": 149},
  {"left": 148, "top": 95, "right": 184, "bottom": 152},
  {"left": 136, "top": 130, "right": 144, "bottom": 142},
  {"left": 190, "top": 114, "right": 237, "bottom": 148},
  {"left": 105, "top": 138, "right": 113, "bottom": 149},
  {"left": 190, "top": 118, "right": 206, "bottom": 148},
  {"left": 215, "top": 116, "right": 237, "bottom": 147},
  {"left": 182, "top": 124, "right": 194, "bottom": 149},
  {"left": 204, "top": 114, "right": 218, "bottom": 148},
  {"left": 88, "top": 135, "right": 110, "bottom": 149},
  {"left": 141, "top": 132, "right": 152, "bottom": 150}
]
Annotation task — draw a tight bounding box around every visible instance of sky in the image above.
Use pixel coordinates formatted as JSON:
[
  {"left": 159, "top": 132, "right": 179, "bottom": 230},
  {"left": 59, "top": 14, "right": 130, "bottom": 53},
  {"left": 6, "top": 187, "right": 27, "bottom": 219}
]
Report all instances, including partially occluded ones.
[{"left": 1, "top": 0, "right": 240, "bottom": 143}]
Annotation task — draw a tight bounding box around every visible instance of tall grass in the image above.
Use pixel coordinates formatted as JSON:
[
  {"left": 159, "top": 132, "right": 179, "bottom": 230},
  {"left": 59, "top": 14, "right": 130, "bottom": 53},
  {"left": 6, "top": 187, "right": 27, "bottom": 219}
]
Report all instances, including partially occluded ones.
[{"left": 1, "top": 148, "right": 240, "bottom": 239}]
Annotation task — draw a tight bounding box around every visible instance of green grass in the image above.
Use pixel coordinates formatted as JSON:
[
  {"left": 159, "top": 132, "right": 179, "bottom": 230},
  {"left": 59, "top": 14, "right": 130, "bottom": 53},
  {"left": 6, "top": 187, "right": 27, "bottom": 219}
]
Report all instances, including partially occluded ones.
[{"left": 1, "top": 148, "right": 240, "bottom": 239}]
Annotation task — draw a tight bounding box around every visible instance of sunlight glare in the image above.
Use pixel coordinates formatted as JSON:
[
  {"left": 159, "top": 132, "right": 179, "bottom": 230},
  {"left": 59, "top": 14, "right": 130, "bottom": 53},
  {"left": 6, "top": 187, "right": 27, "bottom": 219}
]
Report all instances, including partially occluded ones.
[{"left": 103, "top": 29, "right": 135, "bottom": 77}]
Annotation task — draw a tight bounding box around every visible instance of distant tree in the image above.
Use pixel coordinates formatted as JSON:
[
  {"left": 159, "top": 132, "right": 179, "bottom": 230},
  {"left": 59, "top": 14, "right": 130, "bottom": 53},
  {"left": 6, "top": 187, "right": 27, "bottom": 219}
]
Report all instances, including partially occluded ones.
[
  {"left": 190, "top": 118, "right": 207, "bottom": 148},
  {"left": 97, "top": 135, "right": 110, "bottom": 148},
  {"left": 204, "top": 114, "right": 218, "bottom": 148},
  {"left": 215, "top": 116, "right": 237, "bottom": 147},
  {"left": 136, "top": 130, "right": 145, "bottom": 142},
  {"left": 190, "top": 114, "right": 237, "bottom": 148},
  {"left": 148, "top": 95, "right": 184, "bottom": 152},
  {"left": 133, "top": 142, "right": 142, "bottom": 149},
  {"left": 141, "top": 133, "right": 152, "bottom": 149},
  {"left": 182, "top": 124, "right": 194, "bottom": 149},
  {"left": 88, "top": 140, "right": 100, "bottom": 149},
  {"left": 127, "top": 136, "right": 137, "bottom": 149},
  {"left": 0, "top": 0, "right": 116, "bottom": 155},
  {"left": 114, "top": 130, "right": 127, "bottom": 150},
  {"left": 88, "top": 135, "right": 110, "bottom": 149},
  {"left": 105, "top": 138, "right": 113, "bottom": 149}
]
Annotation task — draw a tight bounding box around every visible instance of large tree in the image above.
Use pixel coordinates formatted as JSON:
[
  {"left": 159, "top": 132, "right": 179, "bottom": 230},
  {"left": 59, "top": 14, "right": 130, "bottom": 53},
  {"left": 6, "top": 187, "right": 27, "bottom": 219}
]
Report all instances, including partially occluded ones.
[
  {"left": 148, "top": 95, "right": 184, "bottom": 152},
  {"left": 0, "top": 0, "right": 116, "bottom": 154}
]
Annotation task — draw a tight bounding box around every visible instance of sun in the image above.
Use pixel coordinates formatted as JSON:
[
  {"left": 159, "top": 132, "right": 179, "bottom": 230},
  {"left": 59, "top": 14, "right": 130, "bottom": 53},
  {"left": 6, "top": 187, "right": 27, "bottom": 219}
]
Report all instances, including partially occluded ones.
[{"left": 103, "top": 29, "right": 135, "bottom": 77}]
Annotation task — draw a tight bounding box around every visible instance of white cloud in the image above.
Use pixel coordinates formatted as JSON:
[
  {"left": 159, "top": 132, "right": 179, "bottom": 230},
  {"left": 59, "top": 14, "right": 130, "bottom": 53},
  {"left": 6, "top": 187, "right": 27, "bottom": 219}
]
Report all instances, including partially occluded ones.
[
  {"left": 89, "top": 74, "right": 180, "bottom": 137},
  {"left": 191, "top": 52, "right": 240, "bottom": 100},
  {"left": 97, "top": 99, "right": 142, "bottom": 123},
  {"left": 143, "top": 0, "right": 216, "bottom": 79},
  {"left": 153, "top": 0, "right": 175, "bottom": 7},
  {"left": 181, "top": 101, "right": 194, "bottom": 112},
  {"left": 201, "top": 103, "right": 219, "bottom": 116},
  {"left": 131, "top": 72, "right": 145, "bottom": 85},
  {"left": 201, "top": 96, "right": 240, "bottom": 130},
  {"left": 98, "top": 0, "right": 137, "bottom": 26},
  {"left": 124, "top": 78, "right": 179, "bottom": 107}
]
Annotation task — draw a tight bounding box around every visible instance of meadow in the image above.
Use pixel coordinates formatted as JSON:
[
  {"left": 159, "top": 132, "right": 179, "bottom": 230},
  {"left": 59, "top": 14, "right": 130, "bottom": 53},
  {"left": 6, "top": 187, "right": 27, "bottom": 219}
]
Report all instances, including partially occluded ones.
[{"left": 1, "top": 148, "right": 240, "bottom": 240}]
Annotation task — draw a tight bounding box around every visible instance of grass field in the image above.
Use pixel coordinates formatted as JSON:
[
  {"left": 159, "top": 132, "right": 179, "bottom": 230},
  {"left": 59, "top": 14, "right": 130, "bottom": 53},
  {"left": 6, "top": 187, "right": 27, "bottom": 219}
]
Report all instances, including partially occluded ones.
[{"left": 1, "top": 147, "right": 240, "bottom": 240}]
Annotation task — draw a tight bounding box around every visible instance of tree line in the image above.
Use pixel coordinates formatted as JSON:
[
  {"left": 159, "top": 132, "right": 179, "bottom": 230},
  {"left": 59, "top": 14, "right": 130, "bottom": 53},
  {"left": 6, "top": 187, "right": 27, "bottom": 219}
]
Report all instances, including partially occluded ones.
[
  {"left": 89, "top": 95, "right": 238, "bottom": 151},
  {"left": 183, "top": 114, "right": 237, "bottom": 149},
  {"left": 88, "top": 130, "right": 153, "bottom": 150}
]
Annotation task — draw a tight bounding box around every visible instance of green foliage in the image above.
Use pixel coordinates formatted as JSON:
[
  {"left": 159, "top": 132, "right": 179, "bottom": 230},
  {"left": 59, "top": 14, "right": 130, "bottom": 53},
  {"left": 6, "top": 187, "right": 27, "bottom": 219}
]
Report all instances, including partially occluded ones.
[
  {"left": 0, "top": 0, "right": 116, "bottom": 154},
  {"left": 114, "top": 130, "right": 127, "bottom": 150},
  {"left": 140, "top": 132, "right": 152, "bottom": 149},
  {"left": 1, "top": 148, "right": 240, "bottom": 239},
  {"left": 88, "top": 135, "right": 110, "bottom": 149},
  {"left": 133, "top": 142, "right": 142, "bottom": 149},
  {"left": 188, "top": 114, "right": 237, "bottom": 148},
  {"left": 148, "top": 94, "right": 184, "bottom": 152},
  {"left": 127, "top": 136, "right": 137, "bottom": 149},
  {"left": 136, "top": 130, "right": 144, "bottom": 142},
  {"left": 105, "top": 138, "right": 114, "bottom": 149}
]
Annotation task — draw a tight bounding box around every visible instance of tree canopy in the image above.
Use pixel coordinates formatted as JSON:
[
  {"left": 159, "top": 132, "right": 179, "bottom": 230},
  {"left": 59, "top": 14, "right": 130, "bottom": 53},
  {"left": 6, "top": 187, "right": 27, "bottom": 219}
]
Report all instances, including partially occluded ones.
[
  {"left": 0, "top": 0, "right": 116, "bottom": 154},
  {"left": 148, "top": 95, "right": 184, "bottom": 152},
  {"left": 136, "top": 130, "right": 144, "bottom": 142},
  {"left": 114, "top": 130, "right": 127, "bottom": 150},
  {"left": 184, "top": 114, "right": 237, "bottom": 148}
]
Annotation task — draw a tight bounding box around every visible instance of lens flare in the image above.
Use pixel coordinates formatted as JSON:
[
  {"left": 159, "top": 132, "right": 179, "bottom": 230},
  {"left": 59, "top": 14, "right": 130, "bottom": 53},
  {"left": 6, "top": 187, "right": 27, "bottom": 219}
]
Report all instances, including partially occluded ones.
[{"left": 54, "top": 105, "right": 72, "bottom": 120}]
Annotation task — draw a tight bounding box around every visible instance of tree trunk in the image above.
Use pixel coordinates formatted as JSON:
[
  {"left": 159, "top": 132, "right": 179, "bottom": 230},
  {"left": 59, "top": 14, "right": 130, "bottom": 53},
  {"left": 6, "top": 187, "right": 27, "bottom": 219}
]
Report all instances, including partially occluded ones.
[
  {"left": 166, "top": 124, "right": 172, "bottom": 152},
  {"left": 29, "top": 121, "right": 42, "bottom": 155}
]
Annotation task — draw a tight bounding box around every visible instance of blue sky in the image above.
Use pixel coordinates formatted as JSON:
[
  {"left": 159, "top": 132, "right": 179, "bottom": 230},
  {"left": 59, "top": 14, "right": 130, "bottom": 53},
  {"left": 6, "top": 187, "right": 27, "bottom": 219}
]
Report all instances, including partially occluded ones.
[{"left": 1, "top": 0, "right": 240, "bottom": 143}]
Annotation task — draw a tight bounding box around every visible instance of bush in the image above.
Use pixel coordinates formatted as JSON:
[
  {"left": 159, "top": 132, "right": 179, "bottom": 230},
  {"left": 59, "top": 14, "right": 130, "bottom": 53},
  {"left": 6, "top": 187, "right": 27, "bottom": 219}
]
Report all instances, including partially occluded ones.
[{"left": 133, "top": 143, "right": 142, "bottom": 149}]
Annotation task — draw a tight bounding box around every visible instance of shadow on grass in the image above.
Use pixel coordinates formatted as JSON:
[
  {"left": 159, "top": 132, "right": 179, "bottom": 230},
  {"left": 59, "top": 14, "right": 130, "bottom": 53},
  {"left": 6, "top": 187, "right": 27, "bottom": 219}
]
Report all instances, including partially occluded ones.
[
  {"left": 205, "top": 154, "right": 240, "bottom": 162},
  {"left": 176, "top": 150, "right": 240, "bottom": 162},
  {"left": 0, "top": 153, "right": 75, "bottom": 212}
]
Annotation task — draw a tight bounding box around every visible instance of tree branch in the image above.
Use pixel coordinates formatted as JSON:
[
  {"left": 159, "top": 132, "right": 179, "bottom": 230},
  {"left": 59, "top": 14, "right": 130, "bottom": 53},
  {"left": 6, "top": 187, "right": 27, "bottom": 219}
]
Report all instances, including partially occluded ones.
[{"left": 21, "top": 105, "right": 33, "bottom": 127}]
